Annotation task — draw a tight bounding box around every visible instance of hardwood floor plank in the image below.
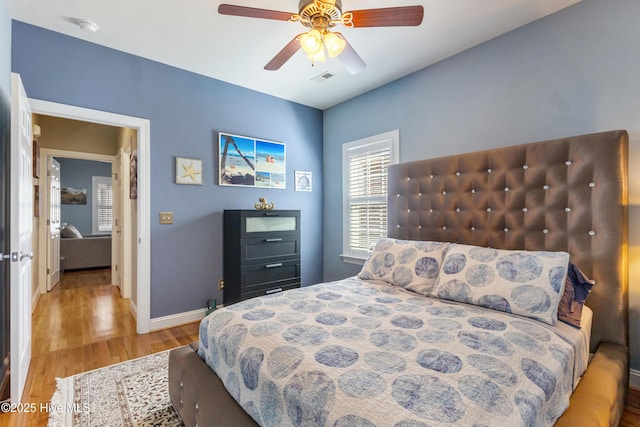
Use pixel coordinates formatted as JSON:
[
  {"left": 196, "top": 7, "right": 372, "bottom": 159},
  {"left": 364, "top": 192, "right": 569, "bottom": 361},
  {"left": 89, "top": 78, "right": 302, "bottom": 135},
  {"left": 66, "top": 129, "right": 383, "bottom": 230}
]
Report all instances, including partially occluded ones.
[{"left": 0, "top": 268, "right": 199, "bottom": 426}]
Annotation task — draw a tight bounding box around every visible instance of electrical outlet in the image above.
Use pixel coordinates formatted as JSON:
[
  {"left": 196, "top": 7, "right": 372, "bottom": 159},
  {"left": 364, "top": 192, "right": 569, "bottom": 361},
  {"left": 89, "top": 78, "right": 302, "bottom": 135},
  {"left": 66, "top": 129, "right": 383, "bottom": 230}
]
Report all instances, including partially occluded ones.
[
  {"left": 159, "top": 212, "right": 173, "bottom": 224},
  {"left": 218, "top": 279, "right": 224, "bottom": 290}
]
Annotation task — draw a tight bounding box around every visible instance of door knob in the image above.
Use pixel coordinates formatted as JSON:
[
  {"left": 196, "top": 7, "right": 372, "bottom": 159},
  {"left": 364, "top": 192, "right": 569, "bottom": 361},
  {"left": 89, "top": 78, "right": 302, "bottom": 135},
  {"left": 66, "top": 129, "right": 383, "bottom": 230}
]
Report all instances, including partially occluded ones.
[
  {"left": 19, "top": 251, "right": 34, "bottom": 260},
  {"left": 0, "top": 252, "right": 18, "bottom": 262}
]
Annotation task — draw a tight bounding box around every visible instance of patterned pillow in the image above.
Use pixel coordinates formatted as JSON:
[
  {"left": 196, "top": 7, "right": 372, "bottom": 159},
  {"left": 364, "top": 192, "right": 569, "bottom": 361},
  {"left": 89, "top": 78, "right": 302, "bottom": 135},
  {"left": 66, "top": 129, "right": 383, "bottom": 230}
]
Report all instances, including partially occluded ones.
[
  {"left": 358, "top": 238, "right": 449, "bottom": 295},
  {"left": 557, "top": 263, "right": 594, "bottom": 328},
  {"left": 431, "top": 243, "right": 569, "bottom": 325}
]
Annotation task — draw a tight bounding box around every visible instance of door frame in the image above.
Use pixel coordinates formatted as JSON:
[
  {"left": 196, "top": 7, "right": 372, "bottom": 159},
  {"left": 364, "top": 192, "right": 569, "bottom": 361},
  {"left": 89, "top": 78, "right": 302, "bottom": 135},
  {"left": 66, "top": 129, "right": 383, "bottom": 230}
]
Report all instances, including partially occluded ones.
[
  {"left": 31, "top": 99, "right": 151, "bottom": 334},
  {"left": 39, "top": 150, "right": 115, "bottom": 292},
  {"left": 45, "top": 157, "right": 61, "bottom": 292}
]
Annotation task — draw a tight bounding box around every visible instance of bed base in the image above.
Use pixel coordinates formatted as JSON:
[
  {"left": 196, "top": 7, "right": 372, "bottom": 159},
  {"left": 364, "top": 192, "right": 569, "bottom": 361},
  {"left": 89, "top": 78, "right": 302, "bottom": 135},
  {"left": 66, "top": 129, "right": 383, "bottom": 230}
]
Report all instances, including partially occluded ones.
[{"left": 169, "top": 342, "right": 257, "bottom": 427}]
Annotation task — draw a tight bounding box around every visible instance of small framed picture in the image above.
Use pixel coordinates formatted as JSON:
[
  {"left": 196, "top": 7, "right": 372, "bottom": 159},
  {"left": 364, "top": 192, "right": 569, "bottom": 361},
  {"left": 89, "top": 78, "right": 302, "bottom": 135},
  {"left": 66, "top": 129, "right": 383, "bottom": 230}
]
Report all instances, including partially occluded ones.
[
  {"left": 33, "top": 140, "right": 40, "bottom": 178},
  {"left": 295, "top": 170, "right": 312, "bottom": 192},
  {"left": 176, "top": 157, "right": 203, "bottom": 185},
  {"left": 34, "top": 185, "right": 39, "bottom": 217}
]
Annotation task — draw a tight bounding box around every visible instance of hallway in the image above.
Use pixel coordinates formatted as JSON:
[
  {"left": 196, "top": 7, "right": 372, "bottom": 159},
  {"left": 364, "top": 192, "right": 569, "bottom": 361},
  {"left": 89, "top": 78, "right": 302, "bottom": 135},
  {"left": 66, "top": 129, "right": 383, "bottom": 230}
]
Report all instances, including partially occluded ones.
[{"left": 0, "top": 268, "right": 198, "bottom": 426}]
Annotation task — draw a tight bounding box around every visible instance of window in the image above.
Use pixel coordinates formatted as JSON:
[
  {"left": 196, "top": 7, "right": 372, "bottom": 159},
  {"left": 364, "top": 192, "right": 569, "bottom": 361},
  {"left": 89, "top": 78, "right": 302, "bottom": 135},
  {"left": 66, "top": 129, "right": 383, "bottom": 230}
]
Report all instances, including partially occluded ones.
[
  {"left": 342, "top": 130, "right": 399, "bottom": 263},
  {"left": 92, "top": 176, "right": 112, "bottom": 234}
]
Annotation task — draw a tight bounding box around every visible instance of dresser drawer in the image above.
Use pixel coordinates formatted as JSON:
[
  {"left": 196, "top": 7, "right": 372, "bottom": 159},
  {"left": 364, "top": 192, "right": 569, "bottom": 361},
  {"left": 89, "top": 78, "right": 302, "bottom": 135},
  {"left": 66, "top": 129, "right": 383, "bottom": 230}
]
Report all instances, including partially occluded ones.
[
  {"left": 241, "top": 211, "right": 300, "bottom": 239},
  {"left": 241, "top": 259, "right": 300, "bottom": 286},
  {"left": 242, "top": 281, "right": 300, "bottom": 300},
  {"left": 241, "top": 236, "right": 299, "bottom": 264}
]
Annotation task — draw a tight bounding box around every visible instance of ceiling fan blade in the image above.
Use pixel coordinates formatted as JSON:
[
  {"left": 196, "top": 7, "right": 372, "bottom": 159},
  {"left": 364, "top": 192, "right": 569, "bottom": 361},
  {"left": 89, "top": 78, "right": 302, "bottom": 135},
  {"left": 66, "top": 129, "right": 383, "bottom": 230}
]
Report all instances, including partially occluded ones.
[
  {"left": 347, "top": 6, "right": 424, "bottom": 27},
  {"left": 335, "top": 33, "right": 366, "bottom": 75},
  {"left": 218, "top": 4, "right": 293, "bottom": 21},
  {"left": 264, "top": 35, "right": 302, "bottom": 71}
]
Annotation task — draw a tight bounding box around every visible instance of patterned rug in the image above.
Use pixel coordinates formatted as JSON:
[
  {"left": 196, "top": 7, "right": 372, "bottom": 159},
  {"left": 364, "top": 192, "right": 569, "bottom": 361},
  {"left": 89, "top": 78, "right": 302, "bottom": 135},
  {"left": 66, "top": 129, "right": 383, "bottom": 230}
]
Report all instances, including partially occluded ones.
[{"left": 48, "top": 350, "right": 183, "bottom": 427}]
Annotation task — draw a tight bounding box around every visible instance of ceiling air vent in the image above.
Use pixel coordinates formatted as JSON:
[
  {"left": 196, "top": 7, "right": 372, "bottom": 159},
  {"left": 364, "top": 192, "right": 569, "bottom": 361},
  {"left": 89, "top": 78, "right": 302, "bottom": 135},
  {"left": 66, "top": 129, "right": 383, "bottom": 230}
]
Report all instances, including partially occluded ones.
[{"left": 311, "top": 72, "right": 335, "bottom": 83}]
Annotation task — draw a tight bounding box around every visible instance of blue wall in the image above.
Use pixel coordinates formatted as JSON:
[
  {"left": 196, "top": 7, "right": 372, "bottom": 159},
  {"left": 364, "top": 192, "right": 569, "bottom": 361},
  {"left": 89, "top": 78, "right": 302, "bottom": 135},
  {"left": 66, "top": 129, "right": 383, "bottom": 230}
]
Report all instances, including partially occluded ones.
[
  {"left": 0, "top": 0, "right": 9, "bottom": 95},
  {"left": 323, "top": 0, "right": 640, "bottom": 369},
  {"left": 57, "top": 158, "right": 112, "bottom": 236},
  {"left": 11, "top": 21, "right": 324, "bottom": 317}
]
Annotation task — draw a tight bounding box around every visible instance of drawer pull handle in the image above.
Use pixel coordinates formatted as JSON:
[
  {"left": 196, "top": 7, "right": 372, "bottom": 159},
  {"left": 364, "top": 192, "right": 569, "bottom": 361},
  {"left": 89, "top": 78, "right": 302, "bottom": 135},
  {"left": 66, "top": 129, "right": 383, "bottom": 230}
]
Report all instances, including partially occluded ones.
[
  {"left": 265, "top": 263, "right": 283, "bottom": 268},
  {"left": 265, "top": 238, "right": 283, "bottom": 242},
  {"left": 265, "top": 288, "right": 283, "bottom": 295}
]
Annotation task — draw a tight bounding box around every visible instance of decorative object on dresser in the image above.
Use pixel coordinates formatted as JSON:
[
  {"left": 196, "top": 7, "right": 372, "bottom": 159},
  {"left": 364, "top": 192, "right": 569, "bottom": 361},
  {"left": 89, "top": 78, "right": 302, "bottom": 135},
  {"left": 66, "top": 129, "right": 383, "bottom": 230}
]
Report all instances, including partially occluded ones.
[
  {"left": 254, "top": 196, "right": 275, "bottom": 210},
  {"left": 223, "top": 210, "right": 300, "bottom": 305}
]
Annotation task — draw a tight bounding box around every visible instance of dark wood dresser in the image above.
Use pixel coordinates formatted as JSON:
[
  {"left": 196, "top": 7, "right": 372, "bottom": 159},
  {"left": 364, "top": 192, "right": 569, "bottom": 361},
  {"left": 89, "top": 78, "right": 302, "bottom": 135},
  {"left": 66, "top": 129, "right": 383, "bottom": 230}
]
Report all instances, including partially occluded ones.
[{"left": 223, "top": 210, "right": 301, "bottom": 305}]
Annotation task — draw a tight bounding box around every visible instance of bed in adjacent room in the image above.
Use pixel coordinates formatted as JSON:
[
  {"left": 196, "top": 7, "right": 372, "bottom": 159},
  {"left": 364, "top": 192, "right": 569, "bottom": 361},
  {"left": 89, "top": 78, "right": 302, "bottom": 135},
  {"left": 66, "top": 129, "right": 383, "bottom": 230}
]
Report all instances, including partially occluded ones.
[{"left": 168, "top": 130, "right": 629, "bottom": 426}]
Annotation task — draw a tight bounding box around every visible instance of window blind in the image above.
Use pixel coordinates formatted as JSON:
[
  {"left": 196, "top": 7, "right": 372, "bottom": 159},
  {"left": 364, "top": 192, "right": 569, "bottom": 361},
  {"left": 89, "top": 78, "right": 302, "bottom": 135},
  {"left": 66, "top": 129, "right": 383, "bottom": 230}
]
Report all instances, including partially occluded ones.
[
  {"left": 347, "top": 147, "right": 390, "bottom": 253},
  {"left": 94, "top": 178, "right": 112, "bottom": 233}
]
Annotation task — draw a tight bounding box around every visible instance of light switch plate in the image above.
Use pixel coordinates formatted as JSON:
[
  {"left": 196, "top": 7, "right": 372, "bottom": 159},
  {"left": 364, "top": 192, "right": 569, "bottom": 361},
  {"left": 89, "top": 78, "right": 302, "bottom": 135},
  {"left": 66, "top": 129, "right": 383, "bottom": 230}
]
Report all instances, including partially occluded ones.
[{"left": 159, "top": 212, "right": 173, "bottom": 224}]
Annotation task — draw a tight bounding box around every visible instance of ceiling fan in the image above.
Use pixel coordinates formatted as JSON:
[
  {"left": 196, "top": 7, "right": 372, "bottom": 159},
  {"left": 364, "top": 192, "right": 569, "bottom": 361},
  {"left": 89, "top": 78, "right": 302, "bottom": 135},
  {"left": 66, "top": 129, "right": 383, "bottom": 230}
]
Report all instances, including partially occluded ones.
[{"left": 218, "top": 0, "right": 424, "bottom": 74}]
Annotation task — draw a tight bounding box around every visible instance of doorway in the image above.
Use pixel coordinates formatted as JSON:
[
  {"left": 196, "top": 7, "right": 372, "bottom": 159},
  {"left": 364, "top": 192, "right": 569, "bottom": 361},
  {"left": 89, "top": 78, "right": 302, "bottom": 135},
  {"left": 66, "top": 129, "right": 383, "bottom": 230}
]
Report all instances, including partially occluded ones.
[
  {"left": 30, "top": 100, "right": 151, "bottom": 334},
  {"left": 42, "top": 153, "right": 116, "bottom": 292}
]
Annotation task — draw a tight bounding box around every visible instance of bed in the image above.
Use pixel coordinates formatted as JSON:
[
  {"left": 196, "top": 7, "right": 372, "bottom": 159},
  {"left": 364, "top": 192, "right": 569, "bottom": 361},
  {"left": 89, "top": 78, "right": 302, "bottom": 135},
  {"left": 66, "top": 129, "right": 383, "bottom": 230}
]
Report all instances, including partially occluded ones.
[{"left": 169, "top": 130, "right": 629, "bottom": 426}]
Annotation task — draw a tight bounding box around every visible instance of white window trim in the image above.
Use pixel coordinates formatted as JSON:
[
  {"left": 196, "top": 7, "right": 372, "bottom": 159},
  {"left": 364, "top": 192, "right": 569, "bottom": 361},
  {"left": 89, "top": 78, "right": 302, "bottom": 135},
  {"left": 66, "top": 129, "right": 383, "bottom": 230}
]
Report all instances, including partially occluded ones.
[
  {"left": 92, "top": 176, "right": 112, "bottom": 235},
  {"left": 341, "top": 129, "right": 399, "bottom": 265}
]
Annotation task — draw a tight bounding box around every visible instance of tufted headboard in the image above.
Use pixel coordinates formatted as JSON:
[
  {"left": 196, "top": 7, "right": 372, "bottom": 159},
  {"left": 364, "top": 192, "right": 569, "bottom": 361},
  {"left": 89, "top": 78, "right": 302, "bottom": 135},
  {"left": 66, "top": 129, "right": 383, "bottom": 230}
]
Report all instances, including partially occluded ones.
[{"left": 387, "top": 130, "right": 628, "bottom": 353}]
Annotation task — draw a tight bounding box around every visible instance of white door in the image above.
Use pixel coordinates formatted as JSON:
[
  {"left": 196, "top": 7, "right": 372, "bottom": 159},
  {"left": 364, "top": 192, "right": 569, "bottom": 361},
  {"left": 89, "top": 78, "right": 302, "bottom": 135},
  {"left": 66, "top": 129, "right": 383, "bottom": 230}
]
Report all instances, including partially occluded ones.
[
  {"left": 47, "top": 157, "right": 61, "bottom": 291},
  {"left": 120, "top": 148, "right": 132, "bottom": 299},
  {"left": 112, "top": 154, "right": 122, "bottom": 289},
  {"left": 10, "top": 73, "right": 33, "bottom": 402}
]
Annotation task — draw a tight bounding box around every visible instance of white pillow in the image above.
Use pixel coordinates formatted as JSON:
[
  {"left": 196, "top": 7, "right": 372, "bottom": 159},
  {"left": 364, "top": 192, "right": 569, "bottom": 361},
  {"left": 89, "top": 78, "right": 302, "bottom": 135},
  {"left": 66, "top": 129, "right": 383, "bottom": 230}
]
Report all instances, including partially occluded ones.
[
  {"left": 61, "top": 224, "right": 83, "bottom": 239},
  {"left": 431, "top": 243, "right": 569, "bottom": 325},
  {"left": 358, "top": 238, "right": 449, "bottom": 295}
]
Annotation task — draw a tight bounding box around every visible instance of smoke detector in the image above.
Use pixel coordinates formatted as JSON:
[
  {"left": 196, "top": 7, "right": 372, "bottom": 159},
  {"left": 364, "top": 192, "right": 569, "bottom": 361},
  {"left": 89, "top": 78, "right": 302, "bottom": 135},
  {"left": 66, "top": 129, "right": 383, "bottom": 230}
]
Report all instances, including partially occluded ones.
[{"left": 77, "top": 19, "right": 99, "bottom": 33}]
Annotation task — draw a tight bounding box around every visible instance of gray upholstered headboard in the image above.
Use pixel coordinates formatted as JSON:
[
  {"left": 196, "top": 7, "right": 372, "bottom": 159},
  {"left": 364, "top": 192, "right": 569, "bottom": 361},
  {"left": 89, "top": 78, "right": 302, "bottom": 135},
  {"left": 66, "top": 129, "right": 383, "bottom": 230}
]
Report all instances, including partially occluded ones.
[{"left": 387, "top": 130, "right": 628, "bottom": 353}]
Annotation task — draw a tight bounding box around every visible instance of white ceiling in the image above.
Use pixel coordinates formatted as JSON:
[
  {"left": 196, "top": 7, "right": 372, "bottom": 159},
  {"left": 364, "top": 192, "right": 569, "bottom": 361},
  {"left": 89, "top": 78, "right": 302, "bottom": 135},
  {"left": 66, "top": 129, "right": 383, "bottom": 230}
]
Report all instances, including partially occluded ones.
[{"left": 8, "top": 0, "right": 580, "bottom": 110}]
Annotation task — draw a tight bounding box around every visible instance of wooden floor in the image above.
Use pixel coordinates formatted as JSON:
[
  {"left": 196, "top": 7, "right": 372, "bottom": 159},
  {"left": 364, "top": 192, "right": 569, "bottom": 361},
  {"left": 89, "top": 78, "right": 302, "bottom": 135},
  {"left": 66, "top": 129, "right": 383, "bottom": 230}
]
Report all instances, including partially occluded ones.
[
  {"left": 0, "top": 268, "right": 199, "bottom": 427},
  {"left": 1, "top": 268, "right": 639, "bottom": 426},
  {"left": 625, "top": 388, "right": 640, "bottom": 426}
]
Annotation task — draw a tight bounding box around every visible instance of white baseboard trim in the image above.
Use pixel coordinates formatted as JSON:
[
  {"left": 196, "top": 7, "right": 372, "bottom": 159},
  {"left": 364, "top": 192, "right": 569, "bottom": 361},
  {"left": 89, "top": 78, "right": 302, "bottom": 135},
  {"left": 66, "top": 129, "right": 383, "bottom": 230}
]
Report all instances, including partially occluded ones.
[
  {"left": 630, "top": 369, "right": 640, "bottom": 389},
  {"left": 149, "top": 308, "right": 207, "bottom": 332}
]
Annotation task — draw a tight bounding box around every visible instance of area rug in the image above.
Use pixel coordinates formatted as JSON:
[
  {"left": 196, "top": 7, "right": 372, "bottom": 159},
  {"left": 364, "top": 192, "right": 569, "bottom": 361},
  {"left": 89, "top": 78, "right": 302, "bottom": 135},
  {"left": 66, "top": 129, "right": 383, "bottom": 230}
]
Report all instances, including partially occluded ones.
[{"left": 48, "top": 350, "right": 183, "bottom": 427}]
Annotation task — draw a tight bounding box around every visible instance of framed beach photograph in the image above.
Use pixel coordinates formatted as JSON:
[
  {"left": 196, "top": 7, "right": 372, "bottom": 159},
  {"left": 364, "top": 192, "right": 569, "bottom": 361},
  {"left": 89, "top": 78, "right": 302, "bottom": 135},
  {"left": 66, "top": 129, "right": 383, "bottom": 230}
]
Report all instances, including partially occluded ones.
[
  {"left": 176, "top": 157, "right": 203, "bottom": 185},
  {"left": 295, "top": 170, "right": 312, "bottom": 192},
  {"left": 219, "top": 132, "right": 285, "bottom": 189}
]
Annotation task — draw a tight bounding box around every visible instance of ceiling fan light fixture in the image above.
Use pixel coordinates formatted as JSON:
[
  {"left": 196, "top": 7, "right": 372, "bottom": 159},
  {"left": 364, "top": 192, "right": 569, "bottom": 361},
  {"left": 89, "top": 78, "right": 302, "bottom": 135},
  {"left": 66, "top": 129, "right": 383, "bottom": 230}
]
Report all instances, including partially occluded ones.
[
  {"left": 323, "top": 32, "right": 346, "bottom": 58},
  {"left": 300, "top": 29, "right": 323, "bottom": 55},
  {"left": 307, "top": 47, "right": 326, "bottom": 63}
]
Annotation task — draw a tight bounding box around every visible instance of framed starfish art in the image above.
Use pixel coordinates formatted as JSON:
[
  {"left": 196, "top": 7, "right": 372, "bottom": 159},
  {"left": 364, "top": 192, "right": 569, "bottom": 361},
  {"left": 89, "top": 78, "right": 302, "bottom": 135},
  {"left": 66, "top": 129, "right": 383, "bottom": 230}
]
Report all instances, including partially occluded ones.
[{"left": 176, "top": 157, "right": 203, "bottom": 185}]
